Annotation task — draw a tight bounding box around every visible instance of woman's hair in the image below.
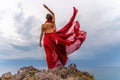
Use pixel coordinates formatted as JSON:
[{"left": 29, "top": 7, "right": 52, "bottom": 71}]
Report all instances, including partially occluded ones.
[{"left": 46, "top": 14, "right": 52, "bottom": 20}]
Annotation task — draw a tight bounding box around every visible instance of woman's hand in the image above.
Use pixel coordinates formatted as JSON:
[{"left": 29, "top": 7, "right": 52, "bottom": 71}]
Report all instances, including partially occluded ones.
[
  {"left": 39, "top": 42, "right": 42, "bottom": 47},
  {"left": 43, "top": 4, "right": 54, "bottom": 15},
  {"left": 43, "top": 4, "right": 48, "bottom": 9}
]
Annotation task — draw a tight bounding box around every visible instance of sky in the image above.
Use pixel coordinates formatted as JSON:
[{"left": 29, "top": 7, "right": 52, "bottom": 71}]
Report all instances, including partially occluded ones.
[{"left": 0, "top": 0, "right": 120, "bottom": 76}]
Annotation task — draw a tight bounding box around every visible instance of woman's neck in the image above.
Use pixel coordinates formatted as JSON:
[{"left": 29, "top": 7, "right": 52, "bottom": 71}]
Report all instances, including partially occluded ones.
[{"left": 45, "top": 20, "right": 52, "bottom": 23}]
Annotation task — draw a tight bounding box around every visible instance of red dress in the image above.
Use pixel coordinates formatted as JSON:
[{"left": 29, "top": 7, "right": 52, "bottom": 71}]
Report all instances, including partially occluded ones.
[{"left": 43, "top": 7, "right": 86, "bottom": 69}]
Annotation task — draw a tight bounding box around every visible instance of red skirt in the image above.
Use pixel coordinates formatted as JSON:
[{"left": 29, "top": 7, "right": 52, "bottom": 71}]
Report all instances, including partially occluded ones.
[{"left": 43, "top": 7, "right": 86, "bottom": 69}]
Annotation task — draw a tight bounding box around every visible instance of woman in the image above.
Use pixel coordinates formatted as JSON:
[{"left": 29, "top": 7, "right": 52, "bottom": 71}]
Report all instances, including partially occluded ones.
[{"left": 39, "top": 4, "right": 86, "bottom": 69}]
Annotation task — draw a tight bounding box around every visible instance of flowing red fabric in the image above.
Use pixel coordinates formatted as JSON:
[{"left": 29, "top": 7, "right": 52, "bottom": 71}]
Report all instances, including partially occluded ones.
[{"left": 43, "top": 7, "right": 86, "bottom": 69}]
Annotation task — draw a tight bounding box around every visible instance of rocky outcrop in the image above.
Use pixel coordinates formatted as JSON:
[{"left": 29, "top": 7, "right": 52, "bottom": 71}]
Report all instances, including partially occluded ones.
[{"left": 0, "top": 64, "right": 94, "bottom": 80}]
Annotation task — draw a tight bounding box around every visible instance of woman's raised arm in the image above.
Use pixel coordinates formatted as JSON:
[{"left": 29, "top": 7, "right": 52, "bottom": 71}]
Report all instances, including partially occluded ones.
[{"left": 43, "top": 4, "right": 55, "bottom": 24}]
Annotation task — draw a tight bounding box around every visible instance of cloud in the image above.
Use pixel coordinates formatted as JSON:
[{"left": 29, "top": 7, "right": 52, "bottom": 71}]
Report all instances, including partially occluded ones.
[
  {"left": 0, "top": 2, "right": 44, "bottom": 60},
  {"left": 14, "top": 6, "right": 40, "bottom": 46},
  {"left": 79, "top": 0, "right": 120, "bottom": 51},
  {"left": 66, "top": 0, "right": 120, "bottom": 62},
  {"left": 0, "top": 47, "right": 45, "bottom": 60}
]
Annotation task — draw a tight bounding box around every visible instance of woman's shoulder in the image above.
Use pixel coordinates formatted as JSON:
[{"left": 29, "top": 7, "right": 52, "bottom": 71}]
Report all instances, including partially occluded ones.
[
  {"left": 44, "top": 22, "right": 54, "bottom": 26},
  {"left": 42, "top": 23, "right": 53, "bottom": 29}
]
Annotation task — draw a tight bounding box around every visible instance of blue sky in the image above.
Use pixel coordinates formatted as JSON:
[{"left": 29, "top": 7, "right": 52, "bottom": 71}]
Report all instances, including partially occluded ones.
[{"left": 0, "top": 0, "right": 120, "bottom": 75}]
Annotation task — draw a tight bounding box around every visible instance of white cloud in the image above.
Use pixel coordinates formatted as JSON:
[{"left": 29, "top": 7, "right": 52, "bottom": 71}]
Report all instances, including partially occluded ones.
[
  {"left": 0, "top": 0, "right": 44, "bottom": 61},
  {"left": 0, "top": 44, "right": 45, "bottom": 60},
  {"left": 1, "top": 49, "right": 45, "bottom": 60},
  {"left": 0, "top": 1, "right": 41, "bottom": 46},
  {"left": 78, "top": 0, "right": 120, "bottom": 49}
]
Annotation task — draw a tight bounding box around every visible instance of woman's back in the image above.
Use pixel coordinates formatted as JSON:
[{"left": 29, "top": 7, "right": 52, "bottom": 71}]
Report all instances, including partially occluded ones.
[{"left": 42, "top": 22, "right": 54, "bottom": 33}]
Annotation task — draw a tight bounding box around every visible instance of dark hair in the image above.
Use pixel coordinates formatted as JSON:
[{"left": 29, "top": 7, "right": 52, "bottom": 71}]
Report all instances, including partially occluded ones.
[{"left": 46, "top": 14, "right": 52, "bottom": 20}]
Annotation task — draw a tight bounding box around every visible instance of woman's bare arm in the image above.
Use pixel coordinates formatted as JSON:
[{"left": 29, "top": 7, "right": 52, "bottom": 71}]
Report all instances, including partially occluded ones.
[
  {"left": 39, "top": 24, "right": 44, "bottom": 47},
  {"left": 43, "top": 4, "right": 54, "bottom": 15},
  {"left": 43, "top": 4, "right": 55, "bottom": 24}
]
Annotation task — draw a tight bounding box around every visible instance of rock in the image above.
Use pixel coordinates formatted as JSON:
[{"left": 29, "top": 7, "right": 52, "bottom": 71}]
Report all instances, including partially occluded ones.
[
  {"left": 1, "top": 72, "right": 12, "bottom": 80},
  {"left": 11, "top": 66, "right": 39, "bottom": 80},
  {"left": 68, "top": 63, "right": 77, "bottom": 69},
  {"left": 0, "top": 64, "right": 94, "bottom": 80}
]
